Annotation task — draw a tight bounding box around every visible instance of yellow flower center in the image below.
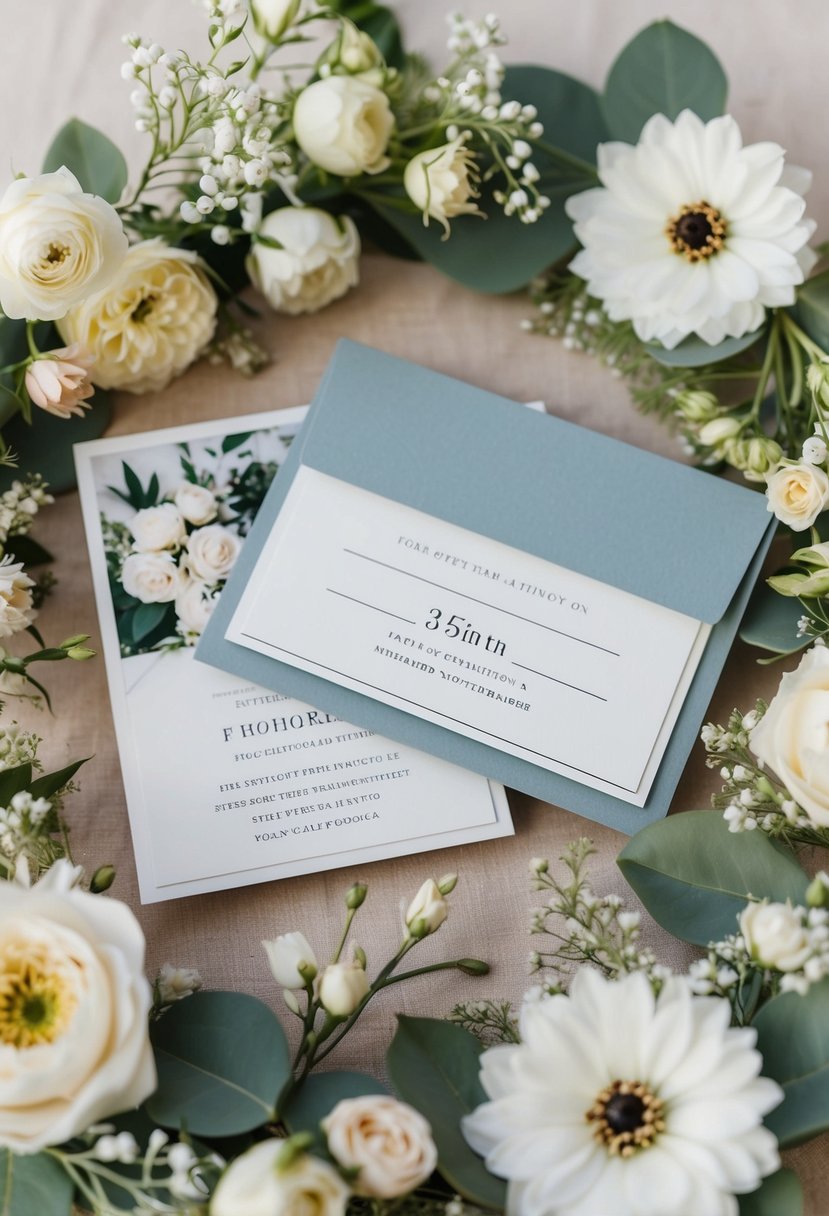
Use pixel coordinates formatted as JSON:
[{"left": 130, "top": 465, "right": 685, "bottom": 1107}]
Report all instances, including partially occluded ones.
[
  {"left": 666, "top": 201, "right": 727, "bottom": 262},
  {"left": 0, "top": 937, "right": 79, "bottom": 1047},
  {"left": 586, "top": 1079, "right": 665, "bottom": 1157},
  {"left": 44, "top": 242, "right": 71, "bottom": 265}
]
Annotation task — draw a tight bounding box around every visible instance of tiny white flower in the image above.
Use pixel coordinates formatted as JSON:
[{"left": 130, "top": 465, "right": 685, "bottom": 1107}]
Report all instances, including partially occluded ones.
[{"left": 802, "top": 435, "right": 828, "bottom": 465}]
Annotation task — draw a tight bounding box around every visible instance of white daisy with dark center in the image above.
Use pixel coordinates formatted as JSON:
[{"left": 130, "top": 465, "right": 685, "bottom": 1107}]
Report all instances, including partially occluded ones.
[
  {"left": 462, "top": 970, "right": 782, "bottom": 1216},
  {"left": 565, "top": 109, "right": 817, "bottom": 349}
]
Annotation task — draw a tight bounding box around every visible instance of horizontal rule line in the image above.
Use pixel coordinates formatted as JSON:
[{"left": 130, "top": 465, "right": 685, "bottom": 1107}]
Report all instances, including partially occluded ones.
[
  {"left": 342, "top": 548, "right": 620, "bottom": 657},
  {"left": 511, "top": 661, "right": 607, "bottom": 702},
  {"left": 327, "top": 588, "right": 416, "bottom": 626}
]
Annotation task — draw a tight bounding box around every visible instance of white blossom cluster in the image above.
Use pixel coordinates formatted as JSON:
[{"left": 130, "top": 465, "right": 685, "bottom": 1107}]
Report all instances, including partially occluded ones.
[
  {"left": 0, "top": 724, "right": 39, "bottom": 773},
  {"left": 0, "top": 475, "right": 53, "bottom": 549},
  {"left": 0, "top": 790, "right": 52, "bottom": 862},
  {"left": 75, "top": 1125, "right": 223, "bottom": 1210}
]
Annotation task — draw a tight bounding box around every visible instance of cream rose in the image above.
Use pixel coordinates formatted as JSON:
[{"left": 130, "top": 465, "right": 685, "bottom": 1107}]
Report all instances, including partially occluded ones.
[
  {"left": 185, "top": 524, "right": 240, "bottom": 583},
  {"left": 250, "top": 0, "right": 301, "bottom": 40},
  {"left": 174, "top": 482, "right": 218, "bottom": 526},
  {"left": 0, "top": 557, "right": 36, "bottom": 639},
  {"left": 405, "top": 879, "right": 448, "bottom": 938},
  {"left": 318, "top": 961, "right": 369, "bottom": 1017},
  {"left": 403, "top": 138, "right": 480, "bottom": 234},
  {"left": 262, "top": 931, "right": 318, "bottom": 989},
  {"left": 58, "top": 239, "right": 217, "bottom": 394},
  {"left": 323, "top": 1096, "right": 438, "bottom": 1198},
  {"left": 740, "top": 901, "right": 812, "bottom": 971},
  {"left": 0, "top": 168, "right": 127, "bottom": 321},
  {"left": 0, "top": 859, "right": 155, "bottom": 1153},
  {"left": 766, "top": 462, "right": 829, "bottom": 531},
  {"left": 293, "top": 76, "right": 394, "bottom": 177},
  {"left": 122, "top": 551, "right": 181, "bottom": 604},
  {"left": 247, "top": 207, "right": 360, "bottom": 315},
  {"left": 750, "top": 645, "right": 829, "bottom": 827},
  {"left": 130, "top": 503, "right": 186, "bottom": 552},
  {"left": 175, "top": 577, "right": 216, "bottom": 637},
  {"left": 211, "top": 1143, "right": 349, "bottom": 1216}
]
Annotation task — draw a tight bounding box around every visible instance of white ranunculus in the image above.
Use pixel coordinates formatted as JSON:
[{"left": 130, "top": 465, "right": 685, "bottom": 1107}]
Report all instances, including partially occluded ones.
[
  {"left": 130, "top": 503, "right": 186, "bottom": 553},
  {"left": 740, "top": 901, "right": 811, "bottom": 972},
  {"left": 403, "top": 138, "right": 480, "bottom": 235},
  {"left": 0, "top": 557, "right": 36, "bottom": 639},
  {"left": 462, "top": 970, "right": 782, "bottom": 1216},
  {"left": 58, "top": 239, "right": 217, "bottom": 394},
  {"left": 318, "top": 962, "right": 370, "bottom": 1017},
  {"left": 250, "top": 0, "right": 301, "bottom": 41},
  {"left": 323, "top": 1096, "right": 437, "bottom": 1198},
  {"left": 566, "top": 110, "right": 817, "bottom": 349},
  {"left": 293, "top": 76, "right": 394, "bottom": 177},
  {"left": 750, "top": 646, "right": 829, "bottom": 827},
  {"left": 174, "top": 483, "right": 218, "bottom": 526},
  {"left": 211, "top": 1143, "right": 350, "bottom": 1216},
  {"left": 0, "top": 859, "right": 155, "bottom": 1153},
  {"left": 175, "top": 577, "right": 216, "bottom": 637},
  {"left": 765, "top": 462, "right": 829, "bottom": 530},
  {"left": 405, "top": 879, "right": 448, "bottom": 938},
  {"left": 0, "top": 168, "right": 127, "bottom": 321},
  {"left": 247, "top": 207, "right": 360, "bottom": 315},
  {"left": 185, "top": 524, "right": 241, "bottom": 582},
  {"left": 262, "top": 931, "right": 318, "bottom": 989},
  {"left": 121, "top": 551, "right": 181, "bottom": 604}
]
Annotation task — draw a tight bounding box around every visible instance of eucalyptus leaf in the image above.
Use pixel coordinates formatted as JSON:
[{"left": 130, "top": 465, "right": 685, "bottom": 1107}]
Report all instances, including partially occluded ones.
[
  {"left": 28, "top": 759, "right": 88, "bottom": 801},
  {"left": 387, "top": 1016, "right": 506, "bottom": 1209},
  {"left": 738, "top": 1169, "right": 803, "bottom": 1216},
  {"left": 645, "top": 327, "right": 764, "bottom": 368},
  {"left": 0, "top": 1150, "right": 74, "bottom": 1216},
  {"left": 147, "top": 991, "right": 290, "bottom": 1136},
  {"left": 281, "top": 1070, "right": 388, "bottom": 1150},
  {"left": 739, "top": 578, "right": 806, "bottom": 655},
  {"left": 753, "top": 979, "right": 829, "bottom": 1148},
  {"left": 789, "top": 270, "right": 829, "bottom": 351},
  {"left": 602, "top": 20, "right": 728, "bottom": 143},
  {"left": 132, "top": 601, "right": 169, "bottom": 643},
  {"left": 42, "top": 118, "right": 128, "bottom": 204},
  {"left": 366, "top": 65, "right": 606, "bottom": 293},
  {"left": 617, "top": 811, "right": 808, "bottom": 946}
]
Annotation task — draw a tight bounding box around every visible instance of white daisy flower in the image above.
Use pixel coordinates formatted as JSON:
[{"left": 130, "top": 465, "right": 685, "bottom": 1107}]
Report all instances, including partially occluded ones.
[
  {"left": 566, "top": 110, "right": 817, "bottom": 349},
  {"left": 462, "top": 970, "right": 782, "bottom": 1216}
]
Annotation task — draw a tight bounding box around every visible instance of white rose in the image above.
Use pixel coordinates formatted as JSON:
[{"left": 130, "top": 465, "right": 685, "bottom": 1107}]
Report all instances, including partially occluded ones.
[
  {"left": 175, "top": 577, "right": 216, "bottom": 637},
  {"left": 405, "top": 879, "right": 448, "bottom": 938},
  {"left": 750, "top": 646, "right": 829, "bottom": 826},
  {"left": 122, "top": 551, "right": 181, "bottom": 604},
  {"left": 403, "top": 138, "right": 481, "bottom": 234},
  {"left": 740, "top": 901, "right": 812, "bottom": 971},
  {"left": 293, "top": 76, "right": 394, "bottom": 177},
  {"left": 58, "top": 239, "right": 217, "bottom": 394},
  {"left": 766, "top": 462, "right": 829, "bottom": 531},
  {"left": 0, "top": 168, "right": 127, "bottom": 321},
  {"left": 318, "top": 962, "right": 370, "bottom": 1017},
  {"left": 250, "top": 0, "right": 301, "bottom": 40},
  {"left": 0, "top": 557, "right": 36, "bottom": 639},
  {"left": 247, "top": 207, "right": 360, "bottom": 315},
  {"left": 262, "top": 931, "right": 318, "bottom": 989},
  {"left": 130, "top": 503, "right": 186, "bottom": 552},
  {"left": 174, "top": 483, "right": 218, "bottom": 526},
  {"left": 211, "top": 1143, "right": 349, "bottom": 1216},
  {"left": 186, "top": 524, "right": 241, "bottom": 582},
  {"left": 323, "top": 1096, "right": 438, "bottom": 1198},
  {"left": 0, "top": 859, "right": 155, "bottom": 1152}
]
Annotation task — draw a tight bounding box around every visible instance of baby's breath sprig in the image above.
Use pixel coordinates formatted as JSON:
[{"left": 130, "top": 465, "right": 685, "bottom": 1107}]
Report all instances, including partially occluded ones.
[{"left": 448, "top": 998, "right": 519, "bottom": 1045}]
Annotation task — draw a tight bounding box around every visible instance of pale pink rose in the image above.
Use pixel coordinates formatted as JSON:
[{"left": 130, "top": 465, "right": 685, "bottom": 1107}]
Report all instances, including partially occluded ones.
[{"left": 25, "top": 345, "right": 94, "bottom": 419}]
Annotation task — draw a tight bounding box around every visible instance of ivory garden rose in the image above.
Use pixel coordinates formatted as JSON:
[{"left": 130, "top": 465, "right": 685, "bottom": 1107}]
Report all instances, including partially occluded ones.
[
  {"left": 404, "top": 137, "right": 481, "bottom": 234},
  {"left": 173, "top": 483, "right": 218, "bottom": 526},
  {"left": 130, "top": 503, "right": 186, "bottom": 553},
  {"left": 121, "top": 551, "right": 181, "bottom": 604},
  {"left": 185, "top": 524, "right": 241, "bottom": 582},
  {"left": 211, "top": 1143, "right": 349, "bottom": 1216},
  {"left": 765, "top": 462, "right": 829, "bottom": 530},
  {"left": 293, "top": 76, "right": 394, "bottom": 177},
  {"left": 323, "top": 1096, "right": 438, "bottom": 1198},
  {"left": 247, "top": 207, "right": 360, "bottom": 314},
  {"left": 174, "top": 577, "right": 216, "bottom": 636},
  {"left": 0, "top": 557, "right": 36, "bottom": 639},
  {"left": 740, "top": 901, "right": 812, "bottom": 971}
]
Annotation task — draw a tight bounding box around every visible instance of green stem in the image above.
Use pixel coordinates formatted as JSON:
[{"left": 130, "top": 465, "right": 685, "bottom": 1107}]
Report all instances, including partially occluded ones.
[
  {"left": 748, "top": 314, "right": 781, "bottom": 421},
  {"left": 25, "top": 322, "right": 39, "bottom": 360}
]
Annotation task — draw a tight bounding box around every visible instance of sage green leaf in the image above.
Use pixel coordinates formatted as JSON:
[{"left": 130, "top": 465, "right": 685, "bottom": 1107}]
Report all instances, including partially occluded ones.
[
  {"left": 42, "top": 118, "right": 128, "bottom": 203},
  {"left": 367, "top": 65, "right": 606, "bottom": 293},
  {"left": 754, "top": 979, "right": 829, "bottom": 1148},
  {"left": 0, "top": 1150, "right": 73, "bottom": 1216},
  {"left": 0, "top": 764, "right": 32, "bottom": 807},
  {"left": 387, "top": 1016, "right": 506, "bottom": 1209},
  {"left": 617, "top": 812, "right": 809, "bottom": 946},
  {"left": 645, "top": 328, "right": 764, "bottom": 368},
  {"left": 738, "top": 1169, "right": 803, "bottom": 1216},
  {"left": 739, "top": 578, "right": 806, "bottom": 655},
  {"left": 790, "top": 270, "right": 829, "bottom": 350},
  {"left": 602, "top": 20, "right": 728, "bottom": 142},
  {"left": 282, "top": 1070, "right": 387, "bottom": 1150},
  {"left": 147, "top": 991, "right": 290, "bottom": 1136},
  {"left": 28, "top": 759, "right": 88, "bottom": 801},
  {"left": 0, "top": 390, "right": 113, "bottom": 494},
  {"left": 132, "top": 601, "right": 170, "bottom": 643}
]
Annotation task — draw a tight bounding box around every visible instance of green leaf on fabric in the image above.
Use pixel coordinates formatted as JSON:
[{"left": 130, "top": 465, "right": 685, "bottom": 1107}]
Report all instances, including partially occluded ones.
[
  {"left": 0, "top": 764, "right": 33, "bottom": 806},
  {"left": 3, "top": 536, "right": 53, "bottom": 567},
  {"left": 282, "top": 1070, "right": 388, "bottom": 1150},
  {"left": 754, "top": 979, "right": 829, "bottom": 1148},
  {"left": 789, "top": 270, "right": 829, "bottom": 351},
  {"left": 738, "top": 1169, "right": 803, "bottom": 1216},
  {"left": 0, "top": 1150, "right": 74, "bottom": 1216},
  {"left": 387, "top": 1016, "right": 506, "bottom": 1209},
  {"left": 42, "top": 118, "right": 128, "bottom": 203},
  {"left": 147, "top": 991, "right": 290, "bottom": 1136},
  {"left": 739, "top": 577, "right": 807, "bottom": 655},
  {"left": 28, "top": 759, "right": 88, "bottom": 800},
  {"left": 602, "top": 20, "right": 728, "bottom": 142},
  {"left": 617, "top": 811, "right": 809, "bottom": 946},
  {"left": 645, "top": 327, "right": 764, "bottom": 368},
  {"left": 367, "top": 65, "right": 606, "bottom": 293}
]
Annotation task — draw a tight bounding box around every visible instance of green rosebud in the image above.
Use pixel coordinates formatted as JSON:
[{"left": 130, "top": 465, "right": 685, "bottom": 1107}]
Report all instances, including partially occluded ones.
[
  {"left": 455, "top": 958, "right": 490, "bottom": 976},
  {"left": 675, "top": 389, "right": 719, "bottom": 423},
  {"left": 806, "top": 871, "right": 829, "bottom": 908},
  {"left": 250, "top": 0, "right": 301, "bottom": 43},
  {"left": 89, "top": 864, "right": 116, "bottom": 893},
  {"left": 60, "top": 634, "right": 90, "bottom": 649},
  {"left": 67, "top": 646, "right": 96, "bottom": 661},
  {"left": 697, "top": 416, "right": 743, "bottom": 449},
  {"left": 437, "top": 873, "right": 458, "bottom": 896},
  {"left": 353, "top": 945, "right": 367, "bottom": 969},
  {"left": 806, "top": 360, "right": 829, "bottom": 410},
  {"left": 345, "top": 881, "right": 368, "bottom": 910},
  {"left": 1, "top": 657, "right": 25, "bottom": 674},
  {"left": 529, "top": 857, "right": 549, "bottom": 875},
  {"left": 722, "top": 436, "right": 783, "bottom": 481}
]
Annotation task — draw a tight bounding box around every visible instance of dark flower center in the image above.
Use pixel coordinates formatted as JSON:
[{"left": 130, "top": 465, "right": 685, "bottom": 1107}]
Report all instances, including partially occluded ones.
[
  {"left": 586, "top": 1080, "right": 666, "bottom": 1157},
  {"left": 666, "top": 200, "right": 727, "bottom": 262},
  {"left": 131, "top": 293, "right": 157, "bottom": 323},
  {"left": 604, "top": 1092, "right": 646, "bottom": 1133}
]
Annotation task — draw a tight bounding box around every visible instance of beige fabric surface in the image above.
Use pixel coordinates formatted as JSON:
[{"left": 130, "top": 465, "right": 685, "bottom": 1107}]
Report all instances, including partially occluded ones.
[{"left": 2, "top": 1, "right": 827, "bottom": 1208}]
